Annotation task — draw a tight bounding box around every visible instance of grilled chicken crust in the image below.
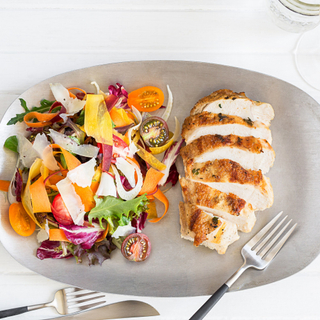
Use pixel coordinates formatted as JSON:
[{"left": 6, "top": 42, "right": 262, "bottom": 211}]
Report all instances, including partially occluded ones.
[
  {"left": 179, "top": 202, "right": 239, "bottom": 254},
  {"left": 185, "top": 159, "right": 273, "bottom": 210},
  {"left": 180, "top": 134, "right": 275, "bottom": 174},
  {"left": 180, "top": 177, "right": 247, "bottom": 216},
  {"left": 181, "top": 112, "right": 272, "bottom": 145},
  {"left": 190, "top": 89, "right": 274, "bottom": 126},
  {"left": 180, "top": 177, "right": 256, "bottom": 232}
]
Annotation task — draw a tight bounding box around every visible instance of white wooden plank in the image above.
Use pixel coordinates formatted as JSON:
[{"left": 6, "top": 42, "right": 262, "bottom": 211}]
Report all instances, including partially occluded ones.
[
  {"left": 0, "top": 0, "right": 265, "bottom": 11},
  {"left": 0, "top": 9, "right": 297, "bottom": 55}
]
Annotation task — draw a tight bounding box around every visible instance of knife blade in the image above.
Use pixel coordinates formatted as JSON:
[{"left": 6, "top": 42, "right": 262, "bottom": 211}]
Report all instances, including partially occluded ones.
[{"left": 48, "top": 300, "right": 159, "bottom": 320}]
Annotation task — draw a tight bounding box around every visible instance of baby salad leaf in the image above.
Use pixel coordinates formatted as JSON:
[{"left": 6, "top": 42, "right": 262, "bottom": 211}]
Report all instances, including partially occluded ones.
[
  {"left": 4, "top": 135, "right": 18, "bottom": 153},
  {"left": 88, "top": 195, "right": 148, "bottom": 233},
  {"left": 7, "top": 98, "right": 55, "bottom": 125}
]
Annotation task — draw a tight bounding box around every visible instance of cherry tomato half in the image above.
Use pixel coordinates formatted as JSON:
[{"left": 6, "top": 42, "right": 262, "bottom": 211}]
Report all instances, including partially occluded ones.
[
  {"left": 9, "top": 202, "right": 36, "bottom": 237},
  {"left": 121, "top": 233, "right": 151, "bottom": 262},
  {"left": 51, "top": 194, "right": 74, "bottom": 225},
  {"left": 127, "top": 86, "right": 164, "bottom": 112},
  {"left": 140, "top": 116, "right": 169, "bottom": 147}
]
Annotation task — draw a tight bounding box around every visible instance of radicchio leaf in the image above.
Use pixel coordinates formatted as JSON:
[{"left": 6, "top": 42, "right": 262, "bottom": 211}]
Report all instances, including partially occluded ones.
[
  {"left": 60, "top": 224, "right": 104, "bottom": 250},
  {"left": 131, "top": 211, "right": 148, "bottom": 233},
  {"left": 36, "top": 240, "right": 72, "bottom": 260},
  {"left": 14, "top": 168, "right": 23, "bottom": 202}
]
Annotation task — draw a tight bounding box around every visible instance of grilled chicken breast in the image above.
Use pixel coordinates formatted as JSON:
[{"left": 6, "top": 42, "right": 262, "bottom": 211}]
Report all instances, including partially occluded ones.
[
  {"left": 184, "top": 159, "right": 274, "bottom": 210},
  {"left": 181, "top": 112, "right": 272, "bottom": 145},
  {"left": 179, "top": 202, "right": 239, "bottom": 254},
  {"left": 190, "top": 89, "right": 274, "bottom": 127},
  {"left": 180, "top": 177, "right": 256, "bottom": 232},
  {"left": 180, "top": 134, "right": 275, "bottom": 174}
]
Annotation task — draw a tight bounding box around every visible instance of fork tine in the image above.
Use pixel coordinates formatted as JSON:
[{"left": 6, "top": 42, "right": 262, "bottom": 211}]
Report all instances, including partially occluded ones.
[
  {"left": 246, "top": 211, "right": 283, "bottom": 248},
  {"left": 258, "top": 219, "right": 292, "bottom": 258},
  {"left": 66, "top": 291, "right": 104, "bottom": 301},
  {"left": 253, "top": 215, "right": 288, "bottom": 253},
  {"left": 67, "top": 294, "right": 105, "bottom": 305},
  {"left": 264, "top": 223, "right": 297, "bottom": 262},
  {"left": 69, "top": 300, "right": 106, "bottom": 312}
]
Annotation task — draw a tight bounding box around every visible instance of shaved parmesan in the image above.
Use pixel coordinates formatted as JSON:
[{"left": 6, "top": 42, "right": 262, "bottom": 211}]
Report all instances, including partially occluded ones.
[
  {"left": 112, "top": 223, "right": 136, "bottom": 239},
  {"left": 16, "top": 134, "right": 39, "bottom": 168},
  {"left": 33, "top": 133, "right": 59, "bottom": 171},
  {"left": 50, "top": 83, "right": 86, "bottom": 115},
  {"left": 112, "top": 162, "right": 143, "bottom": 200},
  {"left": 67, "top": 157, "right": 96, "bottom": 188},
  {"left": 49, "top": 129, "right": 99, "bottom": 158},
  {"left": 56, "top": 177, "right": 85, "bottom": 226},
  {"left": 115, "top": 157, "right": 136, "bottom": 188},
  {"left": 96, "top": 172, "right": 117, "bottom": 197}
]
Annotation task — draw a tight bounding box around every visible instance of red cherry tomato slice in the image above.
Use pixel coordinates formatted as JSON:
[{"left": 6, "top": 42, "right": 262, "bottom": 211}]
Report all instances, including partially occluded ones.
[
  {"left": 127, "top": 86, "right": 164, "bottom": 112},
  {"left": 121, "top": 233, "right": 151, "bottom": 262},
  {"left": 140, "top": 116, "right": 169, "bottom": 147},
  {"left": 51, "top": 194, "right": 74, "bottom": 225}
]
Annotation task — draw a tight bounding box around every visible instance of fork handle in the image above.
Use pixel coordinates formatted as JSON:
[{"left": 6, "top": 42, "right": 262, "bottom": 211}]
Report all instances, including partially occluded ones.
[
  {"left": 0, "top": 306, "right": 28, "bottom": 318},
  {"left": 189, "top": 284, "right": 229, "bottom": 320}
]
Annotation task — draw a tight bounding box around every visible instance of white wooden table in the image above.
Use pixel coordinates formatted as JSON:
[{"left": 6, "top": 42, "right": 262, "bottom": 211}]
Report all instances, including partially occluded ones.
[{"left": 1, "top": 1, "right": 320, "bottom": 319}]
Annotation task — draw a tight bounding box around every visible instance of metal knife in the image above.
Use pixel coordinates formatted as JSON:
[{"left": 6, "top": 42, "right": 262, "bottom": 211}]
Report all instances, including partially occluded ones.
[{"left": 47, "top": 300, "right": 159, "bottom": 319}]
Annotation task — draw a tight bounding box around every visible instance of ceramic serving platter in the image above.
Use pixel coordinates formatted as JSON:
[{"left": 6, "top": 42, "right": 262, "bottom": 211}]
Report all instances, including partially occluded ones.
[{"left": 1, "top": 61, "right": 319, "bottom": 297}]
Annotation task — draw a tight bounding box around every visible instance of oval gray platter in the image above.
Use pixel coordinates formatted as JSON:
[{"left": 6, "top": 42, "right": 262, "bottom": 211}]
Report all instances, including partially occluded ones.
[{"left": 0, "top": 61, "right": 319, "bottom": 297}]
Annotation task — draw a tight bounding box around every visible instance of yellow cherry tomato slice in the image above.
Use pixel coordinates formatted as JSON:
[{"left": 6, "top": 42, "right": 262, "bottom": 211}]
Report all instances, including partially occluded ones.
[
  {"left": 9, "top": 202, "right": 36, "bottom": 237},
  {"left": 128, "top": 86, "right": 164, "bottom": 112}
]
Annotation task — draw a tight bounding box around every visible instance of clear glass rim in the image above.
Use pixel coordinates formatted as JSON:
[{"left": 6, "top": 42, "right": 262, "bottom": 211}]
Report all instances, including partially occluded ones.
[{"left": 280, "top": 0, "right": 320, "bottom": 15}]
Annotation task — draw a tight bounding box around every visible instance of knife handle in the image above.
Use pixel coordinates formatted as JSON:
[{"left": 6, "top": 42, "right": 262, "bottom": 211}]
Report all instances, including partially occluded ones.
[
  {"left": 189, "top": 284, "right": 229, "bottom": 320},
  {"left": 0, "top": 306, "right": 28, "bottom": 318}
]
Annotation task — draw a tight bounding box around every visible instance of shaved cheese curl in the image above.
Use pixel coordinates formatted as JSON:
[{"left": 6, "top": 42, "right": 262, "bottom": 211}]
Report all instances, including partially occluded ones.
[
  {"left": 67, "top": 157, "right": 96, "bottom": 188},
  {"left": 56, "top": 177, "right": 86, "bottom": 226},
  {"left": 112, "top": 163, "right": 143, "bottom": 201}
]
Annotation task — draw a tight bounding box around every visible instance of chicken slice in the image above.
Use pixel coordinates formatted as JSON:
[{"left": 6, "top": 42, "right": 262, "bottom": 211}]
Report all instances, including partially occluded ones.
[
  {"left": 190, "top": 89, "right": 274, "bottom": 127},
  {"left": 184, "top": 159, "right": 274, "bottom": 211},
  {"left": 180, "top": 134, "right": 275, "bottom": 174},
  {"left": 179, "top": 202, "right": 240, "bottom": 254},
  {"left": 181, "top": 112, "right": 272, "bottom": 145},
  {"left": 179, "top": 177, "right": 256, "bottom": 232}
]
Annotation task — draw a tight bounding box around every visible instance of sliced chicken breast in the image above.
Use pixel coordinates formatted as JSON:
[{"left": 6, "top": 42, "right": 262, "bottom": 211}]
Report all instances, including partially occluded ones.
[
  {"left": 181, "top": 112, "right": 272, "bottom": 145},
  {"left": 180, "top": 134, "right": 275, "bottom": 174},
  {"left": 190, "top": 89, "right": 274, "bottom": 127},
  {"left": 184, "top": 159, "right": 274, "bottom": 211},
  {"left": 179, "top": 202, "right": 240, "bottom": 254},
  {"left": 179, "top": 177, "right": 256, "bottom": 232}
]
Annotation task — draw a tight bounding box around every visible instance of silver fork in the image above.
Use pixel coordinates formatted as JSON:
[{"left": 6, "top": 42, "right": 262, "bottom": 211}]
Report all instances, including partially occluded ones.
[
  {"left": 190, "top": 211, "right": 297, "bottom": 320},
  {"left": 0, "top": 287, "right": 106, "bottom": 319}
]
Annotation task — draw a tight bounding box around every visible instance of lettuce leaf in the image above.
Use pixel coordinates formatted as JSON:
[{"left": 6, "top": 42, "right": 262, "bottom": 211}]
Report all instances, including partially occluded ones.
[
  {"left": 88, "top": 194, "right": 148, "bottom": 234},
  {"left": 4, "top": 135, "right": 18, "bottom": 153}
]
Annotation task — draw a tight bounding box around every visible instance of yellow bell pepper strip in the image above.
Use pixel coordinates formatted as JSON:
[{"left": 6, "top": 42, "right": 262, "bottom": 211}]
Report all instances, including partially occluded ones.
[
  {"left": 135, "top": 143, "right": 166, "bottom": 171},
  {"left": 24, "top": 111, "right": 60, "bottom": 128},
  {"left": 21, "top": 158, "right": 45, "bottom": 228},
  {"left": 138, "top": 168, "right": 164, "bottom": 196},
  {"left": 84, "top": 94, "right": 113, "bottom": 146},
  {"left": 29, "top": 175, "right": 52, "bottom": 213},
  {"left": 0, "top": 180, "right": 10, "bottom": 192},
  {"left": 146, "top": 200, "right": 157, "bottom": 219},
  {"left": 110, "top": 108, "right": 134, "bottom": 128},
  {"left": 148, "top": 189, "right": 169, "bottom": 223}
]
